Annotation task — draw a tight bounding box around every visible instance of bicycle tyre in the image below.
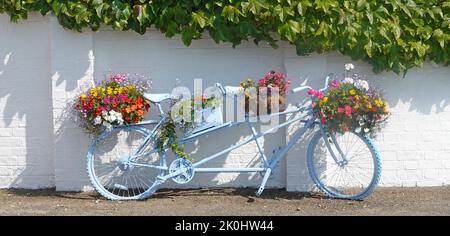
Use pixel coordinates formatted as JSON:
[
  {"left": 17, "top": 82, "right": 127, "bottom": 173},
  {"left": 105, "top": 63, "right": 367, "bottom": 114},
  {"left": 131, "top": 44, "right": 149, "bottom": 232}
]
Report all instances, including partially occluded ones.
[
  {"left": 87, "top": 126, "right": 165, "bottom": 200},
  {"left": 307, "top": 130, "right": 381, "bottom": 200}
]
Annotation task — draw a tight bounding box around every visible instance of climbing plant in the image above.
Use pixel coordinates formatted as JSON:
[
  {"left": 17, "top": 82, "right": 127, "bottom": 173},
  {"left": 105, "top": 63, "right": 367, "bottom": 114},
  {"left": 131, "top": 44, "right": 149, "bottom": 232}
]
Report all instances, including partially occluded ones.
[{"left": 1, "top": 0, "right": 449, "bottom": 74}]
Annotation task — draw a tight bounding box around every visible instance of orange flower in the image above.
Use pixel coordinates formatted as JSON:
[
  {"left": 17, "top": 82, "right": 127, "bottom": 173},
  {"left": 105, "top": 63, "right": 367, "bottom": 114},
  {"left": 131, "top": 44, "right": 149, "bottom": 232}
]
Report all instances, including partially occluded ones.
[
  {"left": 137, "top": 110, "right": 144, "bottom": 117},
  {"left": 131, "top": 105, "right": 137, "bottom": 111},
  {"left": 125, "top": 107, "right": 132, "bottom": 113}
]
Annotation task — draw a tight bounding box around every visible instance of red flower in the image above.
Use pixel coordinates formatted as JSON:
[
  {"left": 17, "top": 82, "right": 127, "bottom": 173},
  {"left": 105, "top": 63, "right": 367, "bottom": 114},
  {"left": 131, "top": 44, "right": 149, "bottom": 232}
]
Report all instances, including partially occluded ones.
[{"left": 321, "top": 117, "right": 327, "bottom": 124}]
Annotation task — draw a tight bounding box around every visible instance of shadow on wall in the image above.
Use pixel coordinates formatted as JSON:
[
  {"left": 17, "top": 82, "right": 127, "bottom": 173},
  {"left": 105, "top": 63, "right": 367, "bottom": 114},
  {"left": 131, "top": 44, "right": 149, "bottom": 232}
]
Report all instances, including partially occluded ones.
[{"left": 0, "top": 49, "right": 54, "bottom": 188}]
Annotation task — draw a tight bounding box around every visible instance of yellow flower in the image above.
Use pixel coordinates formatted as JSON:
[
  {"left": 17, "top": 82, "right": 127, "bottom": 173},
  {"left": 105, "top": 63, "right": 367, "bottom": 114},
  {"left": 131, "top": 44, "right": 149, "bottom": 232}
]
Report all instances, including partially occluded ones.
[
  {"left": 383, "top": 101, "right": 390, "bottom": 113},
  {"left": 322, "top": 96, "right": 328, "bottom": 103},
  {"left": 79, "top": 94, "right": 86, "bottom": 99},
  {"left": 245, "top": 93, "right": 249, "bottom": 97},
  {"left": 240, "top": 82, "right": 246, "bottom": 87},
  {"left": 355, "top": 95, "right": 360, "bottom": 101},
  {"left": 367, "top": 103, "right": 372, "bottom": 109},
  {"left": 349, "top": 89, "right": 356, "bottom": 96},
  {"left": 247, "top": 78, "right": 252, "bottom": 83},
  {"left": 107, "top": 87, "right": 113, "bottom": 95},
  {"left": 375, "top": 99, "right": 383, "bottom": 107}
]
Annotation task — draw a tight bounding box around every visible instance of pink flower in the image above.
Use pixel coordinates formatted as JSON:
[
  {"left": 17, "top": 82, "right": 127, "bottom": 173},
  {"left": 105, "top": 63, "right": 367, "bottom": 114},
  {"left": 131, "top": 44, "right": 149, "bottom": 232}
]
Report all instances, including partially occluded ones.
[
  {"left": 307, "top": 89, "right": 324, "bottom": 98},
  {"left": 321, "top": 117, "right": 327, "bottom": 124},
  {"left": 111, "top": 74, "right": 126, "bottom": 83},
  {"left": 103, "top": 97, "right": 110, "bottom": 104},
  {"left": 338, "top": 107, "right": 344, "bottom": 113},
  {"left": 330, "top": 80, "right": 340, "bottom": 88},
  {"left": 345, "top": 106, "right": 352, "bottom": 116}
]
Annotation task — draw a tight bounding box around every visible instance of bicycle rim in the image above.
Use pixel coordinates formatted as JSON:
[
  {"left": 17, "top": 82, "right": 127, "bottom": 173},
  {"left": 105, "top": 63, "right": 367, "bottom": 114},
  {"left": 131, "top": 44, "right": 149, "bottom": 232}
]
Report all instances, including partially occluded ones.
[
  {"left": 307, "top": 131, "right": 381, "bottom": 200},
  {"left": 87, "top": 126, "right": 164, "bottom": 200}
]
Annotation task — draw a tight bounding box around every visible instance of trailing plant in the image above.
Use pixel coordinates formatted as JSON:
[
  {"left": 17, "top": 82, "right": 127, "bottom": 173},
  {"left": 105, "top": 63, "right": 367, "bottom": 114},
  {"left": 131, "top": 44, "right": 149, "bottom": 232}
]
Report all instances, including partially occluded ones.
[
  {"left": 0, "top": 0, "right": 449, "bottom": 75},
  {"left": 155, "top": 114, "right": 190, "bottom": 160},
  {"left": 156, "top": 94, "right": 222, "bottom": 159},
  {"left": 171, "top": 95, "right": 222, "bottom": 132}
]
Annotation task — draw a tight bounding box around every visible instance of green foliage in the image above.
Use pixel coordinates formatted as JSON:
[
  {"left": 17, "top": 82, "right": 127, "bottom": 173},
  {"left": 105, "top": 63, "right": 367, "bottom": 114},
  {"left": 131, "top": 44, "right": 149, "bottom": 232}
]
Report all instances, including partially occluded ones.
[
  {"left": 155, "top": 115, "right": 190, "bottom": 160},
  {"left": 1, "top": 0, "right": 449, "bottom": 74}
]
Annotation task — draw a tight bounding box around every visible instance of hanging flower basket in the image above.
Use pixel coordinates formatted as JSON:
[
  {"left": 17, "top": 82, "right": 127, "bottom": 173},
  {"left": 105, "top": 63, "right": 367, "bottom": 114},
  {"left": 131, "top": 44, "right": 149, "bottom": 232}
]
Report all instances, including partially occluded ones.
[
  {"left": 310, "top": 67, "right": 390, "bottom": 136},
  {"left": 72, "top": 74, "right": 151, "bottom": 134}
]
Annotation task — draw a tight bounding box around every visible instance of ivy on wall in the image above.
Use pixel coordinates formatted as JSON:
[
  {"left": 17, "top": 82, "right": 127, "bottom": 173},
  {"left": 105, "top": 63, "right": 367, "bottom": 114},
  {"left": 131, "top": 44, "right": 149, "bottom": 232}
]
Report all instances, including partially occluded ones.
[{"left": 1, "top": 0, "right": 449, "bottom": 75}]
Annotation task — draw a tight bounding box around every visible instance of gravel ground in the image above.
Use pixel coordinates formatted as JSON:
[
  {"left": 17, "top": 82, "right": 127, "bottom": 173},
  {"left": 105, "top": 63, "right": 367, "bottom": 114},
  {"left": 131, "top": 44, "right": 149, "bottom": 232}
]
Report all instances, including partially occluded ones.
[{"left": 0, "top": 187, "right": 449, "bottom": 216}]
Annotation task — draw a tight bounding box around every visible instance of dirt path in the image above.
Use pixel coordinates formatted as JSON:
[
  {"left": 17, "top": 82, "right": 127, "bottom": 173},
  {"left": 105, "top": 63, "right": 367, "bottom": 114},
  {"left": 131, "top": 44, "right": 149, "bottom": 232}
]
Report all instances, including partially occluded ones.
[{"left": 0, "top": 187, "right": 449, "bottom": 216}]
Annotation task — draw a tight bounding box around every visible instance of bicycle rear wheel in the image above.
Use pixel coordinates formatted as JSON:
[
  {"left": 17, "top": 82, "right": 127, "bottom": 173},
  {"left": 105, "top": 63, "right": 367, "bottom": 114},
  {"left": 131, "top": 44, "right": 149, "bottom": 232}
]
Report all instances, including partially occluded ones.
[
  {"left": 87, "top": 126, "right": 165, "bottom": 200},
  {"left": 307, "top": 130, "right": 381, "bottom": 200}
]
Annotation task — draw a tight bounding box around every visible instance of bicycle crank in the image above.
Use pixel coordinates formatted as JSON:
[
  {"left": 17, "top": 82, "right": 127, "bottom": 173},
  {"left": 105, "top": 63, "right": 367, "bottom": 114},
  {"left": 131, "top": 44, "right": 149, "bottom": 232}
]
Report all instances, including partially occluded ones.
[{"left": 169, "top": 158, "right": 195, "bottom": 184}]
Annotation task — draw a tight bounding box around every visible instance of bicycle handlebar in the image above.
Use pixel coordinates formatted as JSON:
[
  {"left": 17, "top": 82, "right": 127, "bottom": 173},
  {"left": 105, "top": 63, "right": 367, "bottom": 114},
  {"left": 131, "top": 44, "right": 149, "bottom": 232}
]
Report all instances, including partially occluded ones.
[
  {"left": 291, "top": 86, "right": 312, "bottom": 93},
  {"left": 291, "top": 73, "right": 334, "bottom": 94},
  {"left": 215, "top": 83, "right": 226, "bottom": 95}
]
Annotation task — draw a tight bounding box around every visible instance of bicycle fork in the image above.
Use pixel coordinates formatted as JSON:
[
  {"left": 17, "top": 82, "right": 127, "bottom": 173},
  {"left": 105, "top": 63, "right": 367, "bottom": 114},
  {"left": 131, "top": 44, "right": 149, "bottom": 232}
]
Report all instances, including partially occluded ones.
[{"left": 319, "top": 127, "right": 348, "bottom": 167}]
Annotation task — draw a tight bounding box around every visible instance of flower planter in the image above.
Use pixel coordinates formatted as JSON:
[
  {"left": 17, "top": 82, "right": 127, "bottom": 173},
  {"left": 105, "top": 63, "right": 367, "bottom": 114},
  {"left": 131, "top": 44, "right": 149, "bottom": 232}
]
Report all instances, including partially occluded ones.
[
  {"left": 189, "top": 107, "right": 223, "bottom": 134},
  {"left": 243, "top": 92, "right": 286, "bottom": 116}
]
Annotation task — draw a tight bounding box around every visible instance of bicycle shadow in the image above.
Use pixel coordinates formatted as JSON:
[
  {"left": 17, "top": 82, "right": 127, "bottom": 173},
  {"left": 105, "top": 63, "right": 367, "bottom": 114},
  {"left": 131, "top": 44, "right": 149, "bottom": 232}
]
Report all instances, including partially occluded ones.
[
  {"left": 149, "top": 187, "right": 326, "bottom": 201},
  {"left": 3, "top": 188, "right": 97, "bottom": 200}
]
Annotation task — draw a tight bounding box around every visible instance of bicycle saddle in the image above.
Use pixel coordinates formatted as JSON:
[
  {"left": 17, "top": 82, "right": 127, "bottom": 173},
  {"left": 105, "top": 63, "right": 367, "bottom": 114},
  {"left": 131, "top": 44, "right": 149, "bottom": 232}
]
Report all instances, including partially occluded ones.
[{"left": 143, "top": 93, "right": 172, "bottom": 103}]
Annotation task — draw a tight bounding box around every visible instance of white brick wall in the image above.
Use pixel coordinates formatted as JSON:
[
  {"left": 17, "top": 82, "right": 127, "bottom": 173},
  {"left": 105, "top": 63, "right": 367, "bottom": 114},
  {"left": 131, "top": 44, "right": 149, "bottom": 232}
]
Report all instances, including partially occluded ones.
[
  {"left": 0, "top": 14, "right": 54, "bottom": 188},
  {"left": 0, "top": 14, "right": 449, "bottom": 191}
]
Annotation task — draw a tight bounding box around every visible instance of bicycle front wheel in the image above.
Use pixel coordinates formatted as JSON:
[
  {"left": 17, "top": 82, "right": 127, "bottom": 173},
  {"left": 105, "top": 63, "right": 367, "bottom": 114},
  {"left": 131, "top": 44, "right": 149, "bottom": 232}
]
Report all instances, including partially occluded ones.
[
  {"left": 307, "top": 130, "right": 381, "bottom": 200},
  {"left": 87, "top": 126, "right": 165, "bottom": 200}
]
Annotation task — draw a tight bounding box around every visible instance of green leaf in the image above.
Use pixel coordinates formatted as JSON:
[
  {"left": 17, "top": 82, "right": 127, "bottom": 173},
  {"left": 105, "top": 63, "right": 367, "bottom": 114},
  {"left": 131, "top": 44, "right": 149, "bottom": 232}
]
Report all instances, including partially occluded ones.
[
  {"left": 182, "top": 27, "right": 195, "bottom": 46},
  {"left": 278, "top": 20, "right": 300, "bottom": 42},
  {"left": 433, "top": 29, "right": 445, "bottom": 48},
  {"left": 192, "top": 12, "right": 206, "bottom": 28},
  {"left": 193, "top": 0, "right": 202, "bottom": 7}
]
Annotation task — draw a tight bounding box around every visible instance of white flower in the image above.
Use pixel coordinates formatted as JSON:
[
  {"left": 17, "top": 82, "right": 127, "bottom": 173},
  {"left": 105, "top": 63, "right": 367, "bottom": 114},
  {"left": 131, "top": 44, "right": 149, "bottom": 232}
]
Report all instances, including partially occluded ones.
[
  {"left": 355, "top": 127, "right": 362, "bottom": 133},
  {"left": 345, "top": 63, "right": 355, "bottom": 71},
  {"left": 364, "top": 128, "right": 370, "bottom": 133},
  {"left": 109, "top": 114, "right": 117, "bottom": 122},
  {"left": 343, "top": 77, "right": 354, "bottom": 84},
  {"left": 94, "top": 116, "right": 102, "bottom": 125},
  {"left": 103, "top": 121, "right": 113, "bottom": 131},
  {"left": 354, "top": 79, "right": 369, "bottom": 91},
  {"left": 117, "top": 117, "right": 124, "bottom": 125}
]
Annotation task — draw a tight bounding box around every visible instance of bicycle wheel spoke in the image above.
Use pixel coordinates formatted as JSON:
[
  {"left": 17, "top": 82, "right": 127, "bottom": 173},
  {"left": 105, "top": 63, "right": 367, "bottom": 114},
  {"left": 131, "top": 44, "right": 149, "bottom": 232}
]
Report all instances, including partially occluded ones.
[
  {"left": 87, "top": 127, "right": 164, "bottom": 200},
  {"left": 308, "top": 131, "right": 380, "bottom": 199}
]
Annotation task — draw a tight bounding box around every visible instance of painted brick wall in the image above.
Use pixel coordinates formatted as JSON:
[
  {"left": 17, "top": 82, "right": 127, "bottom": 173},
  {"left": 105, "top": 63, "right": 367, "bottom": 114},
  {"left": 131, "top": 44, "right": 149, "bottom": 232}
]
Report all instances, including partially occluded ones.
[
  {"left": 0, "top": 14, "right": 54, "bottom": 188},
  {"left": 0, "top": 14, "right": 449, "bottom": 191}
]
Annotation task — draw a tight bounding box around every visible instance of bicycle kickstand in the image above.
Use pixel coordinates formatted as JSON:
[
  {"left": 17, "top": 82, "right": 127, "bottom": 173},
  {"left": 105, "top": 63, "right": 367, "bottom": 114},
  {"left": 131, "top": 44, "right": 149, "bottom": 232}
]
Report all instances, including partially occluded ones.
[{"left": 256, "top": 168, "right": 272, "bottom": 197}]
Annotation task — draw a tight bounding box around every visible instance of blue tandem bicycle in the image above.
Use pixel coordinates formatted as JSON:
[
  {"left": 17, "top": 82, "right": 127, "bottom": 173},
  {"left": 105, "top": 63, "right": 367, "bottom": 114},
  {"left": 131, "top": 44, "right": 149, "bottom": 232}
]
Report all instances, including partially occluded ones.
[{"left": 87, "top": 74, "right": 382, "bottom": 200}]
